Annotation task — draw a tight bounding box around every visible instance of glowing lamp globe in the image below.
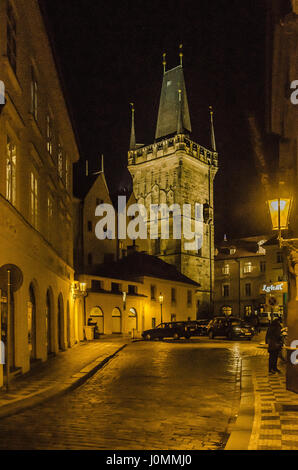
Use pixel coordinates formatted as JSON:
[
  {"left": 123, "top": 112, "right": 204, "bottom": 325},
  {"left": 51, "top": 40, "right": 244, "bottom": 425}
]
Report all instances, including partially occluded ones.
[{"left": 268, "top": 198, "right": 291, "bottom": 231}]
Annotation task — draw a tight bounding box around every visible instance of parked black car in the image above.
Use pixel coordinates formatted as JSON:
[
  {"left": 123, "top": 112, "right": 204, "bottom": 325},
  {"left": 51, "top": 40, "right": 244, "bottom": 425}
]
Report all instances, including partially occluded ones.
[
  {"left": 142, "top": 322, "right": 189, "bottom": 340},
  {"left": 183, "top": 319, "right": 209, "bottom": 337},
  {"left": 207, "top": 316, "right": 254, "bottom": 340}
]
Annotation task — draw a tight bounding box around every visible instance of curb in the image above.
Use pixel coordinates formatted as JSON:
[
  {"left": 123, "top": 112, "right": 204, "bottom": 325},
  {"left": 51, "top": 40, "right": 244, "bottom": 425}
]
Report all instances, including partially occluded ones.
[
  {"left": 225, "top": 358, "right": 255, "bottom": 450},
  {"left": 0, "top": 343, "right": 127, "bottom": 420}
]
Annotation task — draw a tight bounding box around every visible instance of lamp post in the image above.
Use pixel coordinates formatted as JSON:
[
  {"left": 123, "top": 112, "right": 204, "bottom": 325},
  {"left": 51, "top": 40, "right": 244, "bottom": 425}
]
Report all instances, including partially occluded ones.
[
  {"left": 159, "top": 293, "right": 164, "bottom": 324},
  {"left": 267, "top": 197, "right": 296, "bottom": 248},
  {"left": 267, "top": 196, "right": 298, "bottom": 393}
]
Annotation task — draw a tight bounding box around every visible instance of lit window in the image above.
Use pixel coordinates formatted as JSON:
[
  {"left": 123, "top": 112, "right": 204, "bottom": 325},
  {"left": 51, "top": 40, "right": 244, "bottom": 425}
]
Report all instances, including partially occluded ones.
[
  {"left": 46, "top": 114, "right": 53, "bottom": 156},
  {"left": 244, "top": 262, "right": 252, "bottom": 274},
  {"left": 6, "top": 136, "right": 16, "bottom": 205},
  {"left": 30, "top": 171, "right": 38, "bottom": 228},
  {"left": 222, "top": 264, "right": 230, "bottom": 275},
  {"left": 7, "top": 1, "right": 17, "bottom": 73}
]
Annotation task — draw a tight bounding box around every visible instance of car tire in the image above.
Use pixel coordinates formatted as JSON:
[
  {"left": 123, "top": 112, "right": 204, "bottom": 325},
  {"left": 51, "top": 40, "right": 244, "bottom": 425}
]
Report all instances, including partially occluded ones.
[
  {"left": 173, "top": 332, "right": 180, "bottom": 340},
  {"left": 185, "top": 333, "right": 191, "bottom": 339},
  {"left": 209, "top": 330, "right": 214, "bottom": 339},
  {"left": 145, "top": 334, "right": 151, "bottom": 341},
  {"left": 158, "top": 337, "right": 163, "bottom": 341}
]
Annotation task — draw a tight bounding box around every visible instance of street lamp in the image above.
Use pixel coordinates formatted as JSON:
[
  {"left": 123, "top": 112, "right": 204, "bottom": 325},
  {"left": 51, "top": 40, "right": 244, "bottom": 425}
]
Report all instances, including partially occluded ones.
[
  {"left": 159, "top": 293, "right": 164, "bottom": 324},
  {"left": 268, "top": 197, "right": 298, "bottom": 248}
]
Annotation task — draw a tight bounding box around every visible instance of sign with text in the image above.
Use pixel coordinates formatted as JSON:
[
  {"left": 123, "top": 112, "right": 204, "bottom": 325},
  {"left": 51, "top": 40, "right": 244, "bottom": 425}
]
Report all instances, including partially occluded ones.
[{"left": 260, "top": 281, "right": 288, "bottom": 295}]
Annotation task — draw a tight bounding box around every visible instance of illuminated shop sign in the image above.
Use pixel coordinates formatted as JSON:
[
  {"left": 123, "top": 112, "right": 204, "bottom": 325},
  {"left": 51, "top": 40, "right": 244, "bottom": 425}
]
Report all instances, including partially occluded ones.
[{"left": 261, "top": 282, "right": 288, "bottom": 294}]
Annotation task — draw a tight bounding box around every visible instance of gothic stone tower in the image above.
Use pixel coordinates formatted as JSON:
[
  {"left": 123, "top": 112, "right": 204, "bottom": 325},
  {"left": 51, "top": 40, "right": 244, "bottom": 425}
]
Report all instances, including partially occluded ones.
[{"left": 128, "top": 58, "right": 218, "bottom": 315}]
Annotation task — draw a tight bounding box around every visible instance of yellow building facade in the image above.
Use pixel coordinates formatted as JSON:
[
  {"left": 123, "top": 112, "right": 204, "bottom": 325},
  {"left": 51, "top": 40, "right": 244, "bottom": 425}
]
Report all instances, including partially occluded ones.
[{"left": 0, "top": 0, "right": 80, "bottom": 388}]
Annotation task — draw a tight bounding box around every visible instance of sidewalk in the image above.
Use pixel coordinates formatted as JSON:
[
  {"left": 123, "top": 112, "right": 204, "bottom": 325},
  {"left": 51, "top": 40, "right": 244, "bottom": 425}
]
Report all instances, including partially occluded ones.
[
  {"left": 0, "top": 336, "right": 130, "bottom": 419},
  {"left": 226, "top": 348, "right": 298, "bottom": 450}
]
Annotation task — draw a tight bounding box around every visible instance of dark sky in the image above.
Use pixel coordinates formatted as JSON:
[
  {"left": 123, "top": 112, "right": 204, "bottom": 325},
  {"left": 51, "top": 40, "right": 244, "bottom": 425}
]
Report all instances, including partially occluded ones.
[{"left": 39, "top": 0, "right": 290, "bottom": 241}]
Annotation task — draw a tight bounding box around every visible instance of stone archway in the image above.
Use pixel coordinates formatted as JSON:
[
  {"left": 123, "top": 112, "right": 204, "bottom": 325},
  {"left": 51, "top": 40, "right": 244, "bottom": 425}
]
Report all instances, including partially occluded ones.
[
  {"left": 46, "top": 288, "right": 54, "bottom": 355},
  {"left": 90, "top": 306, "right": 104, "bottom": 334},
  {"left": 128, "top": 307, "right": 137, "bottom": 333},
  {"left": 112, "top": 307, "right": 122, "bottom": 334},
  {"left": 28, "top": 283, "right": 37, "bottom": 361}
]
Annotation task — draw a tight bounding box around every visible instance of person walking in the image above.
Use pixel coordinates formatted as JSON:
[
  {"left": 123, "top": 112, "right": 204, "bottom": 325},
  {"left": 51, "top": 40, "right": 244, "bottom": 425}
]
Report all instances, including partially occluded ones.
[{"left": 265, "top": 318, "right": 283, "bottom": 374}]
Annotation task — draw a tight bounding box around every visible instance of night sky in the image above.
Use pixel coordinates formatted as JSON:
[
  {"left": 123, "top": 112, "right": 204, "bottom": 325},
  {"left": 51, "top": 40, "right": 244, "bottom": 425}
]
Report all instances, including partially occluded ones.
[{"left": 39, "top": 0, "right": 291, "bottom": 241}]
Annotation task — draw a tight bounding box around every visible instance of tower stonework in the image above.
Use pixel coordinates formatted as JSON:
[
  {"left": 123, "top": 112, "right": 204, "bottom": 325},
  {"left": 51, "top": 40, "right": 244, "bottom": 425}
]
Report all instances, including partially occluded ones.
[{"left": 128, "top": 63, "right": 218, "bottom": 315}]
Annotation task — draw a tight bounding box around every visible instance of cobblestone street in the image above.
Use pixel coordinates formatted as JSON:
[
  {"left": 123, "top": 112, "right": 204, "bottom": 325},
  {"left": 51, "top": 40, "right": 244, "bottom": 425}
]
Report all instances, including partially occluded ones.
[{"left": 0, "top": 338, "right": 258, "bottom": 450}]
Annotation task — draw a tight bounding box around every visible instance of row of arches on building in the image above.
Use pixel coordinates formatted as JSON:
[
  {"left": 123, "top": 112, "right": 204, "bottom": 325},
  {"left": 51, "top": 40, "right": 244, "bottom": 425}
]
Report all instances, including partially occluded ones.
[
  {"left": 89, "top": 306, "right": 138, "bottom": 334},
  {"left": 1, "top": 280, "right": 73, "bottom": 371}
]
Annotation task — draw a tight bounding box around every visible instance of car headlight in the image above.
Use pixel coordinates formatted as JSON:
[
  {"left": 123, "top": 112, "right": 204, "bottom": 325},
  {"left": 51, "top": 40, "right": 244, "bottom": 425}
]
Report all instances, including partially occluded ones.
[{"left": 234, "top": 327, "right": 241, "bottom": 332}]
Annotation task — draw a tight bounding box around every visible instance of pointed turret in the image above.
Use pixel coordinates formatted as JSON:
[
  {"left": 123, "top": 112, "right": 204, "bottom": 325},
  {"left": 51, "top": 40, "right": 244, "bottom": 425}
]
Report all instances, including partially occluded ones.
[
  {"left": 155, "top": 56, "right": 191, "bottom": 140},
  {"left": 129, "top": 102, "right": 136, "bottom": 150},
  {"left": 209, "top": 106, "right": 217, "bottom": 152},
  {"left": 177, "top": 89, "right": 183, "bottom": 134}
]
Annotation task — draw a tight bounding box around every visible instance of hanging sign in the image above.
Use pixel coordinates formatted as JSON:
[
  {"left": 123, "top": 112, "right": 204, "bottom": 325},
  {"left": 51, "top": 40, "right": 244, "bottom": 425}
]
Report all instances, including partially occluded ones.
[{"left": 260, "top": 281, "right": 288, "bottom": 295}]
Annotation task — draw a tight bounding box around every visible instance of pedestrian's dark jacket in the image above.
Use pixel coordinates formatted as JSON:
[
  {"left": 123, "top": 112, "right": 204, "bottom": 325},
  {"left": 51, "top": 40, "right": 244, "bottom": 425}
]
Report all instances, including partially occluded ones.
[{"left": 265, "top": 321, "right": 282, "bottom": 352}]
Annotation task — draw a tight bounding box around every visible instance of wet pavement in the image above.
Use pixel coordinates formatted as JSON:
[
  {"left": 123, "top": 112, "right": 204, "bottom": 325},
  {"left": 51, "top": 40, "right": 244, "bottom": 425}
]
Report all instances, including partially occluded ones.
[{"left": 0, "top": 336, "right": 265, "bottom": 450}]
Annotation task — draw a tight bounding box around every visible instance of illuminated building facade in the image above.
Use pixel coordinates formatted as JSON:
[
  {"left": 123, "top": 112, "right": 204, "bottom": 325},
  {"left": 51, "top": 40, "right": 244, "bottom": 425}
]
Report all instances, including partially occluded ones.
[
  {"left": 214, "top": 236, "right": 285, "bottom": 318},
  {"left": 266, "top": 0, "right": 298, "bottom": 392},
  {"left": 0, "top": 0, "right": 80, "bottom": 388},
  {"left": 128, "top": 58, "right": 218, "bottom": 317}
]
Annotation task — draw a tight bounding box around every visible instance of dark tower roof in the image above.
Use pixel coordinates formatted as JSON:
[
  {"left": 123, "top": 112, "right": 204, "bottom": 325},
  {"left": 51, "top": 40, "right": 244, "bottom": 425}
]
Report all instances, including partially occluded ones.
[{"left": 155, "top": 65, "right": 191, "bottom": 140}]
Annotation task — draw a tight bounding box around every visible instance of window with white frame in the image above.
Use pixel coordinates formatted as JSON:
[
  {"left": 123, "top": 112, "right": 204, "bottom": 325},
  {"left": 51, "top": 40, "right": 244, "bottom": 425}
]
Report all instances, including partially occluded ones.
[
  {"left": 6, "top": 136, "right": 17, "bottom": 206},
  {"left": 30, "top": 171, "right": 38, "bottom": 228},
  {"left": 31, "top": 67, "right": 38, "bottom": 121},
  {"left": 7, "top": 1, "right": 17, "bottom": 73},
  {"left": 222, "top": 264, "right": 230, "bottom": 275},
  {"left": 243, "top": 262, "right": 252, "bottom": 274}
]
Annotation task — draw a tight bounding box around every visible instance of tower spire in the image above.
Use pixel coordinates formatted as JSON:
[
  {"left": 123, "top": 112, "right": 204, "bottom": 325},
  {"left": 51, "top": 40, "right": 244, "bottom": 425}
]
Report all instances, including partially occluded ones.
[
  {"left": 129, "top": 102, "right": 136, "bottom": 150},
  {"left": 179, "top": 44, "right": 183, "bottom": 67},
  {"left": 162, "top": 52, "right": 167, "bottom": 74},
  {"left": 209, "top": 106, "right": 217, "bottom": 152},
  {"left": 177, "top": 89, "right": 183, "bottom": 134}
]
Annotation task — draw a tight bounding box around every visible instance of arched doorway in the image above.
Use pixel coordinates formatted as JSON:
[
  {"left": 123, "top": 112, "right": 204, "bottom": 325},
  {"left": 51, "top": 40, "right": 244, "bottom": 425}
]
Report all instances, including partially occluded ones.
[
  {"left": 28, "top": 283, "right": 37, "bottom": 361},
  {"left": 46, "top": 288, "right": 53, "bottom": 355},
  {"left": 128, "top": 308, "right": 137, "bottom": 333},
  {"left": 90, "top": 307, "right": 104, "bottom": 333},
  {"left": 1, "top": 290, "right": 15, "bottom": 370},
  {"left": 57, "top": 294, "right": 65, "bottom": 351},
  {"left": 112, "top": 307, "right": 121, "bottom": 334}
]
